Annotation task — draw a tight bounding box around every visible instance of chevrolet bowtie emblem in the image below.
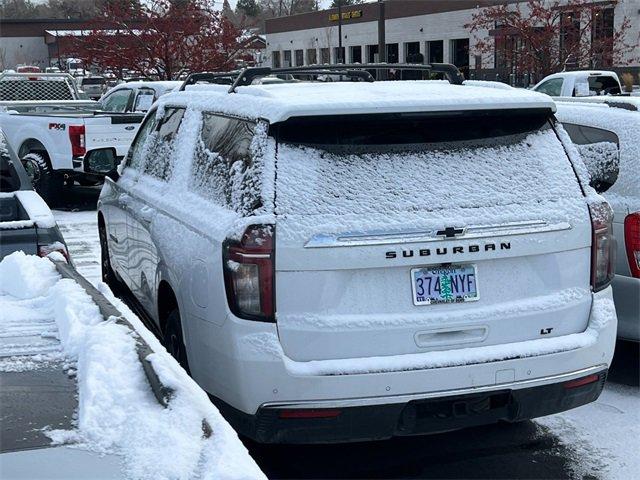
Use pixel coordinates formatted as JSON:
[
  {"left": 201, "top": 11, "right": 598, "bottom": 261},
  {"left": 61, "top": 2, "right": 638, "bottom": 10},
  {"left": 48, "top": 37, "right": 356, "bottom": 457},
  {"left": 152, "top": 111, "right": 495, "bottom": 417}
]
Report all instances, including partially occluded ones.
[{"left": 435, "top": 227, "right": 466, "bottom": 238}]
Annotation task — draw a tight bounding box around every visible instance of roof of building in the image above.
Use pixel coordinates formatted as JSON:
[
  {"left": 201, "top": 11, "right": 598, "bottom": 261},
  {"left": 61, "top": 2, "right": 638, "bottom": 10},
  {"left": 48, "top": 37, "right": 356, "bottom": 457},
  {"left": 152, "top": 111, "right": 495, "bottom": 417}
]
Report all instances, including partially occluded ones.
[{"left": 162, "top": 80, "right": 556, "bottom": 123}]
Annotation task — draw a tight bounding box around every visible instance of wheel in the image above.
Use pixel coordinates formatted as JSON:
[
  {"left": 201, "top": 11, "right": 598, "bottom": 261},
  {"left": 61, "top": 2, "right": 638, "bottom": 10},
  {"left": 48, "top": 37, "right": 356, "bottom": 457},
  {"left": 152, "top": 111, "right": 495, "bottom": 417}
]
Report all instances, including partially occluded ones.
[
  {"left": 20, "top": 152, "right": 63, "bottom": 205},
  {"left": 98, "top": 221, "right": 121, "bottom": 292},
  {"left": 163, "top": 309, "right": 190, "bottom": 374}
]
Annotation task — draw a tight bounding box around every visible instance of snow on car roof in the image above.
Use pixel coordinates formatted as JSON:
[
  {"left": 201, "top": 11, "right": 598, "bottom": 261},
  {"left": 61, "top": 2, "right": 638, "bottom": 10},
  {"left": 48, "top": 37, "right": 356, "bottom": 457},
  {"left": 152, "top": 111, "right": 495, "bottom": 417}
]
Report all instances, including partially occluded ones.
[{"left": 160, "top": 80, "right": 557, "bottom": 123}]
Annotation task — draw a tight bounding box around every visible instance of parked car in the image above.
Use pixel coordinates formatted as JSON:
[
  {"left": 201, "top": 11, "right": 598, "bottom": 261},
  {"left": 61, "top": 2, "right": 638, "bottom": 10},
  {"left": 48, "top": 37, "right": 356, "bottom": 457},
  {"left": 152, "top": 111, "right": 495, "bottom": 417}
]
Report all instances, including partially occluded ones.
[
  {"left": 0, "top": 73, "right": 143, "bottom": 203},
  {"left": 96, "top": 66, "right": 617, "bottom": 444},
  {"left": 556, "top": 99, "right": 640, "bottom": 342},
  {"left": 532, "top": 70, "right": 622, "bottom": 97},
  {"left": 77, "top": 75, "right": 107, "bottom": 100},
  {"left": 0, "top": 128, "right": 68, "bottom": 260},
  {"left": 99, "top": 81, "right": 181, "bottom": 114}
]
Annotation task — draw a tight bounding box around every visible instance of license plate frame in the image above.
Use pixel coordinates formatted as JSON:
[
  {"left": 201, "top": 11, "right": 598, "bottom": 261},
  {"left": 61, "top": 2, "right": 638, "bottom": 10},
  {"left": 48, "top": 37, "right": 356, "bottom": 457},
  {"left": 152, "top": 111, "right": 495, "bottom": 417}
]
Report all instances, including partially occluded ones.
[{"left": 410, "top": 264, "right": 480, "bottom": 306}]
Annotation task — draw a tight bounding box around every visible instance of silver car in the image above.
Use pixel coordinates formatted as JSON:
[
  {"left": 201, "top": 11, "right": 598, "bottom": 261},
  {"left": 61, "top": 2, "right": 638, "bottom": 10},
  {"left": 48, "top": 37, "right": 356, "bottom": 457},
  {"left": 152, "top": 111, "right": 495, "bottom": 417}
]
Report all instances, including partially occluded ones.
[{"left": 557, "top": 100, "right": 640, "bottom": 342}]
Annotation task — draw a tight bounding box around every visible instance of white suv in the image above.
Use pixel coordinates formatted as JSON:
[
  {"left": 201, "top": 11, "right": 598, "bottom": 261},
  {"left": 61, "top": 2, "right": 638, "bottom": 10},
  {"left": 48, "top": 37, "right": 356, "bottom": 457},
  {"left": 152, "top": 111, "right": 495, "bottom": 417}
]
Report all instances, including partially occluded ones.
[{"left": 96, "top": 65, "right": 617, "bottom": 444}]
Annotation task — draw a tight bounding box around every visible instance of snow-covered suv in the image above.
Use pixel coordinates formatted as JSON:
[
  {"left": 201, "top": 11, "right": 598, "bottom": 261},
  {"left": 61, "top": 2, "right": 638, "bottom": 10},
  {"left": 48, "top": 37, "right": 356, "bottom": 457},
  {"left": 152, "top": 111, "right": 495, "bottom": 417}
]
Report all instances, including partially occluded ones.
[{"left": 96, "top": 66, "right": 617, "bottom": 444}]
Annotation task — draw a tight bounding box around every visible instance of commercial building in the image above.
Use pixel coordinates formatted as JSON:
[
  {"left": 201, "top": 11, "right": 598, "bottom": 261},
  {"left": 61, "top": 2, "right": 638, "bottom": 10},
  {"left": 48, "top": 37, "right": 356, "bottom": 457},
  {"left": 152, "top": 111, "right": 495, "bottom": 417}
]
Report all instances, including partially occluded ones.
[{"left": 264, "top": 0, "right": 640, "bottom": 84}]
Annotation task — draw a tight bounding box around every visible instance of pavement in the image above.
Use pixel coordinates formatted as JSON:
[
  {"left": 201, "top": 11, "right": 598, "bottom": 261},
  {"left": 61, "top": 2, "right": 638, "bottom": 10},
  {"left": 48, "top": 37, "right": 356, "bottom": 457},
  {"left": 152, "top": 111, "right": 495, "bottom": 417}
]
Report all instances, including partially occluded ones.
[{"left": 53, "top": 186, "right": 640, "bottom": 480}]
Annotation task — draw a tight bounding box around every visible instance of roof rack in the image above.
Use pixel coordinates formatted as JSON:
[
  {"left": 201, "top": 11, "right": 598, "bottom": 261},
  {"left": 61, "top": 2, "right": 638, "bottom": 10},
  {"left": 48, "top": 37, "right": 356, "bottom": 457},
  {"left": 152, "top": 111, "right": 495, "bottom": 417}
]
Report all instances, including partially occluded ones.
[{"left": 179, "top": 63, "right": 464, "bottom": 93}]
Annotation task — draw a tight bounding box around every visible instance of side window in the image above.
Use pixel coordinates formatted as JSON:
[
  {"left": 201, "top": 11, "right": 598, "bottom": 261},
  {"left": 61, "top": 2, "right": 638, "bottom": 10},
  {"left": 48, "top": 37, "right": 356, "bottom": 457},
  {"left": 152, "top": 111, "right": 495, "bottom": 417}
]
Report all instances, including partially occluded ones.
[
  {"left": 126, "top": 110, "right": 158, "bottom": 171},
  {"left": 142, "top": 107, "right": 185, "bottom": 181},
  {"left": 133, "top": 88, "right": 155, "bottom": 112},
  {"left": 562, "top": 122, "right": 620, "bottom": 193},
  {"left": 534, "top": 78, "right": 563, "bottom": 97},
  {"left": 102, "top": 88, "right": 133, "bottom": 112},
  {"left": 191, "top": 113, "right": 260, "bottom": 214}
]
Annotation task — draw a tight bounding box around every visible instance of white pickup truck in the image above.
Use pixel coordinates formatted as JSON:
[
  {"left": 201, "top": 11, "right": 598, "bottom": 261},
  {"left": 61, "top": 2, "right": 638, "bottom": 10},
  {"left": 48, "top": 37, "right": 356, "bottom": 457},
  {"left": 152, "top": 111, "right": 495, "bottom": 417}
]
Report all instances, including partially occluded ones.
[
  {"left": 532, "top": 70, "right": 622, "bottom": 97},
  {"left": 0, "top": 72, "right": 143, "bottom": 203}
]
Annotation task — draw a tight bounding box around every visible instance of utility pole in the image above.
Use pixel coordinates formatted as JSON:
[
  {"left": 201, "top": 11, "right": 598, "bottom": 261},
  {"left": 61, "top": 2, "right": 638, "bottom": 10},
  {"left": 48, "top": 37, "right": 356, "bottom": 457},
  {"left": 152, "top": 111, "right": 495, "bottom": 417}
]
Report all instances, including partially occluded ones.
[
  {"left": 377, "top": 0, "right": 386, "bottom": 79},
  {"left": 337, "top": 0, "right": 343, "bottom": 63}
]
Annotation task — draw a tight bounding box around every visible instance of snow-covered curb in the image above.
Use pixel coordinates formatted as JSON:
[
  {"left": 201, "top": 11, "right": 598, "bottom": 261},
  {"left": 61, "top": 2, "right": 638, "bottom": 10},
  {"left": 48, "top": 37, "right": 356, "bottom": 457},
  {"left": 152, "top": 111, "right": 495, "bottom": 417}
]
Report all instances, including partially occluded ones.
[{"left": 0, "top": 252, "right": 264, "bottom": 480}]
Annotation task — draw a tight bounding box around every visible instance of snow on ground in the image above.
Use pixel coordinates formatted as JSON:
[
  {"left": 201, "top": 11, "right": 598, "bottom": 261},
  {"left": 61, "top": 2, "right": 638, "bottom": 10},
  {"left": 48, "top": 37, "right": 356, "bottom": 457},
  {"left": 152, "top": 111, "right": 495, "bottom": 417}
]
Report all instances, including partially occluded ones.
[
  {"left": 537, "top": 382, "right": 640, "bottom": 479},
  {"left": 0, "top": 252, "right": 64, "bottom": 371},
  {"left": 54, "top": 210, "right": 101, "bottom": 285},
  {"left": 0, "top": 251, "right": 264, "bottom": 480}
]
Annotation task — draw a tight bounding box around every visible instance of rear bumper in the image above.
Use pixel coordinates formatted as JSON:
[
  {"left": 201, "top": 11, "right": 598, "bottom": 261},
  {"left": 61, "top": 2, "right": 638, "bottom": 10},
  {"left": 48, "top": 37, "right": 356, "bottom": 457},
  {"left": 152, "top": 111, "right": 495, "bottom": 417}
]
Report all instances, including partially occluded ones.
[
  {"left": 213, "top": 367, "right": 608, "bottom": 444},
  {"left": 187, "top": 288, "right": 617, "bottom": 443}
]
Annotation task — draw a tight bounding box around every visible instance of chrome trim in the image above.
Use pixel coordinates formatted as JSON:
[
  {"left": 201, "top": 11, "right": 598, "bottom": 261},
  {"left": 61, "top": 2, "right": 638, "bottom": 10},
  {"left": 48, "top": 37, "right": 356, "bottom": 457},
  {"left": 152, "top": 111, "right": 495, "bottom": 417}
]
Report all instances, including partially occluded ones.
[
  {"left": 304, "top": 220, "right": 572, "bottom": 248},
  {"left": 260, "top": 364, "right": 606, "bottom": 410}
]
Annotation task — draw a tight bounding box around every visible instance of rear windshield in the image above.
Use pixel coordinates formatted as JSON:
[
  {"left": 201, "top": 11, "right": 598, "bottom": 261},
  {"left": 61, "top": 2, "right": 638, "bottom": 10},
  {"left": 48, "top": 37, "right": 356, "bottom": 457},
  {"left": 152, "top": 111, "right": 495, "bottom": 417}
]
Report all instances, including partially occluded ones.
[{"left": 272, "top": 110, "right": 583, "bottom": 218}]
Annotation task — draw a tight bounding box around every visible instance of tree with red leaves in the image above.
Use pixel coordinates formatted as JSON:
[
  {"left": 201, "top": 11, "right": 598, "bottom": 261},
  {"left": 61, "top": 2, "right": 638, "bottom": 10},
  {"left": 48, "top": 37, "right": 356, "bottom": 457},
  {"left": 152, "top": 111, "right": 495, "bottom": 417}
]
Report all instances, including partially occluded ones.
[
  {"left": 466, "top": 0, "right": 636, "bottom": 80},
  {"left": 72, "top": 0, "right": 245, "bottom": 80}
]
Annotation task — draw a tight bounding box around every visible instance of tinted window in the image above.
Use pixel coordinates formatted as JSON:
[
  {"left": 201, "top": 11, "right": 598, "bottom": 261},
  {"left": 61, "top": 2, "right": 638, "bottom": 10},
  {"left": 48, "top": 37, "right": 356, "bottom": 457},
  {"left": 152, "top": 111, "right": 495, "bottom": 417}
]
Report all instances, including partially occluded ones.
[
  {"left": 562, "top": 122, "right": 620, "bottom": 192},
  {"left": 127, "top": 111, "right": 158, "bottom": 171},
  {"left": 143, "top": 107, "right": 185, "bottom": 181},
  {"left": 588, "top": 75, "right": 620, "bottom": 95},
  {"left": 535, "top": 78, "right": 563, "bottom": 96},
  {"left": 102, "top": 88, "right": 132, "bottom": 112},
  {"left": 191, "top": 113, "right": 259, "bottom": 214}
]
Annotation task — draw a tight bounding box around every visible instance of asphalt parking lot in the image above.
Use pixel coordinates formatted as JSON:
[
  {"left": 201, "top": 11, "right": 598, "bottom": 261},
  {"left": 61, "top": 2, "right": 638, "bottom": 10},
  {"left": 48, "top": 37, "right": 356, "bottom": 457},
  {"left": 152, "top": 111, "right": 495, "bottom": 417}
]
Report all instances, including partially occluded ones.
[{"left": 56, "top": 187, "right": 639, "bottom": 480}]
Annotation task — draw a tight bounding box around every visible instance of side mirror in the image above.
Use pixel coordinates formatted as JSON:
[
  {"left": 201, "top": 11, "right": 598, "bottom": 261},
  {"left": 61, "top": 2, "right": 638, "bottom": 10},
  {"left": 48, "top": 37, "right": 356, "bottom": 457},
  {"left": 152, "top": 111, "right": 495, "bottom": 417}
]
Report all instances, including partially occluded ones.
[{"left": 84, "top": 148, "right": 119, "bottom": 180}]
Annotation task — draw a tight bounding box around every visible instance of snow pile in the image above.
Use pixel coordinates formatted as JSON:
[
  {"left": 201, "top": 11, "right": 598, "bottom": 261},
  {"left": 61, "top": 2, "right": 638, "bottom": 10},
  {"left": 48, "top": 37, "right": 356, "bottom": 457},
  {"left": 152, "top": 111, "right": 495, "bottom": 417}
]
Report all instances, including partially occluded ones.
[
  {"left": 0, "top": 252, "right": 63, "bottom": 371},
  {"left": 0, "top": 253, "right": 264, "bottom": 480},
  {"left": 8, "top": 190, "right": 57, "bottom": 228},
  {"left": 0, "top": 250, "right": 59, "bottom": 299}
]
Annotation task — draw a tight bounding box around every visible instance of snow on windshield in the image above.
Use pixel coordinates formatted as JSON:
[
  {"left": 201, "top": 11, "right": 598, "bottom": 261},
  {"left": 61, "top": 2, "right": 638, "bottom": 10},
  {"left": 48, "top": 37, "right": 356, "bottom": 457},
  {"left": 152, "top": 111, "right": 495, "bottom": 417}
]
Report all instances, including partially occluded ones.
[{"left": 275, "top": 129, "right": 586, "bottom": 241}]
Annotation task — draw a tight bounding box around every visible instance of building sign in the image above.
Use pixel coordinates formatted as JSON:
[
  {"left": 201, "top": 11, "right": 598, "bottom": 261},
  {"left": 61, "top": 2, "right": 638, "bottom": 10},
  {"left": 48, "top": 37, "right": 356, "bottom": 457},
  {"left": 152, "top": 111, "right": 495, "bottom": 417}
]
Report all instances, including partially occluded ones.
[{"left": 329, "top": 10, "right": 363, "bottom": 22}]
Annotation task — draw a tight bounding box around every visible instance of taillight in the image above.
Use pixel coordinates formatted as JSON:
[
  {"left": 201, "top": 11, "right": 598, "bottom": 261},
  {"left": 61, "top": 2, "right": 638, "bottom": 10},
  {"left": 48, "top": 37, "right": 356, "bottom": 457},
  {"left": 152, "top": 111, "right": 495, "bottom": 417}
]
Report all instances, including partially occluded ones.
[
  {"left": 223, "top": 224, "right": 275, "bottom": 322},
  {"left": 68, "top": 125, "right": 86, "bottom": 157},
  {"left": 38, "top": 242, "right": 70, "bottom": 262},
  {"left": 624, "top": 212, "right": 640, "bottom": 278},
  {"left": 589, "top": 202, "right": 615, "bottom": 292}
]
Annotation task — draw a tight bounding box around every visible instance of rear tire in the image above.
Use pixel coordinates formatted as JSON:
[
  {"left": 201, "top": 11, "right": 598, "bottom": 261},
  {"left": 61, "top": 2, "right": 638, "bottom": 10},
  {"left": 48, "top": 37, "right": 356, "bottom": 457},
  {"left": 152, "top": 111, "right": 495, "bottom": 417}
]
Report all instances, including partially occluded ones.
[
  {"left": 163, "top": 309, "right": 190, "bottom": 374},
  {"left": 20, "top": 152, "right": 62, "bottom": 205}
]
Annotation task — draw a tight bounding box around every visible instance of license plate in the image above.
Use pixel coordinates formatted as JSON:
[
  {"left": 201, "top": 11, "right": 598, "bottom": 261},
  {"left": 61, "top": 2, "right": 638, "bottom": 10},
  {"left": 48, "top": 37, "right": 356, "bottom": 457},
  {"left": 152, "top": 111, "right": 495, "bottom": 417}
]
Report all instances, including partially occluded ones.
[{"left": 411, "top": 265, "right": 479, "bottom": 306}]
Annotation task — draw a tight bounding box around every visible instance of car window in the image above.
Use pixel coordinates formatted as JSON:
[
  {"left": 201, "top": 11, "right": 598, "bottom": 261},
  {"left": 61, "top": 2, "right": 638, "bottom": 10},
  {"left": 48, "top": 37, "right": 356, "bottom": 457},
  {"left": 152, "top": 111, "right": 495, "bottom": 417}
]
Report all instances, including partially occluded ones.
[
  {"left": 133, "top": 88, "right": 155, "bottom": 112},
  {"left": 588, "top": 75, "right": 620, "bottom": 95},
  {"left": 126, "top": 110, "right": 158, "bottom": 171},
  {"left": 102, "top": 88, "right": 133, "bottom": 112},
  {"left": 191, "top": 113, "right": 260, "bottom": 214},
  {"left": 534, "top": 78, "right": 563, "bottom": 96},
  {"left": 562, "top": 122, "right": 620, "bottom": 192},
  {"left": 142, "top": 107, "right": 185, "bottom": 181}
]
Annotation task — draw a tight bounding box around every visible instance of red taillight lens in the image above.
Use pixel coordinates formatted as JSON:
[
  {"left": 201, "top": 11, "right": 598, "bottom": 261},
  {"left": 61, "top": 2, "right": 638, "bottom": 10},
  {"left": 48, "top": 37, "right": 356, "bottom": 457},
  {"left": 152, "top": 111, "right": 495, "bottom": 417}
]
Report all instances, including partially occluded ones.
[
  {"left": 563, "top": 374, "right": 600, "bottom": 389},
  {"left": 68, "top": 125, "right": 86, "bottom": 157},
  {"left": 38, "top": 242, "right": 70, "bottom": 262},
  {"left": 624, "top": 212, "right": 640, "bottom": 278},
  {"left": 589, "top": 202, "right": 615, "bottom": 292},
  {"left": 223, "top": 224, "right": 275, "bottom": 322}
]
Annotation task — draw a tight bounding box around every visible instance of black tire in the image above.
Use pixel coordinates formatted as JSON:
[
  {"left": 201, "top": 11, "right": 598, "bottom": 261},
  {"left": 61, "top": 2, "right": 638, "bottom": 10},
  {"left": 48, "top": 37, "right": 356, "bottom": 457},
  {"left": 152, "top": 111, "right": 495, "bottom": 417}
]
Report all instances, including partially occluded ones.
[
  {"left": 20, "top": 152, "right": 63, "bottom": 205},
  {"left": 163, "top": 309, "right": 190, "bottom": 374},
  {"left": 98, "top": 221, "right": 121, "bottom": 292}
]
